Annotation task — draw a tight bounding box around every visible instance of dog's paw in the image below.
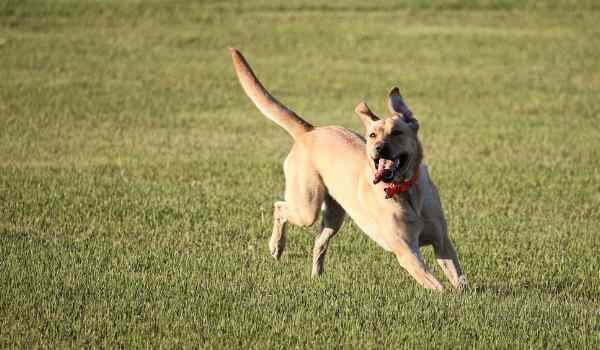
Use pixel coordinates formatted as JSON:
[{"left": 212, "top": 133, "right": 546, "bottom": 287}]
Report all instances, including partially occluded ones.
[
  {"left": 269, "top": 237, "right": 285, "bottom": 260},
  {"left": 311, "top": 263, "right": 324, "bottom": 278},
  {"left": 456, "top": 275, "right": 469, "bottom": 291}
]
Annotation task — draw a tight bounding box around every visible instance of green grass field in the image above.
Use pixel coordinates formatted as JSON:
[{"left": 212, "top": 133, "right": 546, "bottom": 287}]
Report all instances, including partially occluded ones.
[{"left": 1, "top": 1, "right": 599, "bottom": 348}]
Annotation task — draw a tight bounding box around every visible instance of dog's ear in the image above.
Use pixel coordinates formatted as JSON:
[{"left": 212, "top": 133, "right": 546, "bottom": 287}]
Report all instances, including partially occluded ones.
[
  {"left": 388, "top": 87, "right": 419, "bottom": 132},
  {"left": 355, "top": 102, "right": 380, "bottom": 129}
]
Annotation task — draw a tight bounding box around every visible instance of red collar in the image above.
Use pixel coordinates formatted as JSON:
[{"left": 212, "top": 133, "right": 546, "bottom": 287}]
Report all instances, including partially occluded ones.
[{"left": 384, "top": 169, "right": 420, "bottom": 199}]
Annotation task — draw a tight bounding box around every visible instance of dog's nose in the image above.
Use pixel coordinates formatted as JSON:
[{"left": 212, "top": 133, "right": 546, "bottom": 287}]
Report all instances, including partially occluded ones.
[{"left": 375, "top": 144, "right": 389, "bottom": 158}]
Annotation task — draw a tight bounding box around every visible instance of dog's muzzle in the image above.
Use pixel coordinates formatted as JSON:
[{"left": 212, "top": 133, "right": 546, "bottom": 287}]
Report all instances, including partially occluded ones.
[{"left": 373, "top": 154, "right": 408, "bottom": 184}]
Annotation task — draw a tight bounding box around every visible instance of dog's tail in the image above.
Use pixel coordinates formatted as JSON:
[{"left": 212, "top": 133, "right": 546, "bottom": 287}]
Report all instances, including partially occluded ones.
[{"left": 229, "top": 48, "right": 313, "bottom": 139}]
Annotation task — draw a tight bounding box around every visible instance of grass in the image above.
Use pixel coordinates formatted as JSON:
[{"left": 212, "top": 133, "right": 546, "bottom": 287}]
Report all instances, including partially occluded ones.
[{"left": 1, "top": 0, "right": 599, "bottom": 348}]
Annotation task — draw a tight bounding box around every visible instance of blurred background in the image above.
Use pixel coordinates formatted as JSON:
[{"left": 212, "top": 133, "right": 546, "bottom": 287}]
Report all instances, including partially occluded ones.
[{"left": 1, "top": 1, "right": 598, "bottom": 348}]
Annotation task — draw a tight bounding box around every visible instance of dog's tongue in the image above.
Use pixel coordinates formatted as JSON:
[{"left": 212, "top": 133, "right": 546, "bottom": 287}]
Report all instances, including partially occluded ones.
[{"left": 373, "top": 158, "right": 395, "bottom": 184}]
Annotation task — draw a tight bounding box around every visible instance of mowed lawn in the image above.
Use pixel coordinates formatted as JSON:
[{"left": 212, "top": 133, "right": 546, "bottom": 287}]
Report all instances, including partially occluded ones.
[{"left": 1, "top": 1, "right": 599, "bottom": 348}]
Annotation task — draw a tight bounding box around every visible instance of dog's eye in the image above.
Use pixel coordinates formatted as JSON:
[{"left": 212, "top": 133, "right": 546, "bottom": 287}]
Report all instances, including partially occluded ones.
[
  {"left": 391, "top": 129, "right": 403, "bottom": 136},
  {"left": 369, "top": 132, "right": 376, "bottom": 138}
]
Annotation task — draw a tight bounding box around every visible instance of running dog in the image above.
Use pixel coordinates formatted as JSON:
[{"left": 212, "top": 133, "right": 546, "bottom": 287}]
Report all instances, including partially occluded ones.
[{"left": 229, "top": 48, "right": 467, "bottom": 290}]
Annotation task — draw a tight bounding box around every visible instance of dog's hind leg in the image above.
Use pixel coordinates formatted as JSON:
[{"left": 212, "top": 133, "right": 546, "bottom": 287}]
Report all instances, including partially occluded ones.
[
  {"left": 312, "top": 195, "right": 345, "bottom": 277},
  {"left": 269, "top": 148, "right": 325, "bottom": 259},
  {"left": 269, "top": 201, "right": 288, "bottom": 259}
]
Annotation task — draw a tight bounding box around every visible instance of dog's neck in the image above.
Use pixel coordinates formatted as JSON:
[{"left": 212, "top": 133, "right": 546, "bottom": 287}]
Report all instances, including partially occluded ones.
[{"left": 381, "top": 170, "right": 417, "bottom": 198}]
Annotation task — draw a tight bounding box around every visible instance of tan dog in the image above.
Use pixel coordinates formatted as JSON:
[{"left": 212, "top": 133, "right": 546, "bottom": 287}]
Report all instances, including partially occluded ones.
[{"left": 230, "top": 48, "right": 467, "bottom": 290}]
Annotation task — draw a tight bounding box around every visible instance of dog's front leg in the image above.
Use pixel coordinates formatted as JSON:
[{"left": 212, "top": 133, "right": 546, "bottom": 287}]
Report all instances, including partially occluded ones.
[
  {"left": 393, "top": 241, "right": 444, "bottom": 291},
  {"left": 434, "top": 238, "right": 468, "bottom": 291}
]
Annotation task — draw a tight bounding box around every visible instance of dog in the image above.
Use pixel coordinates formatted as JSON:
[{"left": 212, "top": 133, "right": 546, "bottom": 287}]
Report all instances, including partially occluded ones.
[{"left": 229, "top": 48, "right": 467, "bottom": 290}]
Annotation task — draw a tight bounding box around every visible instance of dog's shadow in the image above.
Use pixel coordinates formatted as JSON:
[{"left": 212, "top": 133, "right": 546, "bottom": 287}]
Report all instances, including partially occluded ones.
[{"left": 465, "top": 280, "right": 596, "bottom": 303}]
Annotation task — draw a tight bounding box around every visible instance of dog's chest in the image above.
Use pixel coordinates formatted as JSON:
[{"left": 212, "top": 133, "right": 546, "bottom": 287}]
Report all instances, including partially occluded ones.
[{"left": 349, "top": 192, "right": 423, "bottom": 252}]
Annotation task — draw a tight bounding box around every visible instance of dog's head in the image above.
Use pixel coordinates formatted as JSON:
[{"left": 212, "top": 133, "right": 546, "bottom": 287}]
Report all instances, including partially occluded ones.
[{"left": 355, "top": 87, "right": 423, "bottom": 184}]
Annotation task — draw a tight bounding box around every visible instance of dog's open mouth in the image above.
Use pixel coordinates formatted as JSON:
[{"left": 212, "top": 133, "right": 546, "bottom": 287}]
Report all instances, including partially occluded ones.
[{"left": 373, "top": 154, "right": 409, "bottom": 184}]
